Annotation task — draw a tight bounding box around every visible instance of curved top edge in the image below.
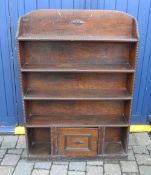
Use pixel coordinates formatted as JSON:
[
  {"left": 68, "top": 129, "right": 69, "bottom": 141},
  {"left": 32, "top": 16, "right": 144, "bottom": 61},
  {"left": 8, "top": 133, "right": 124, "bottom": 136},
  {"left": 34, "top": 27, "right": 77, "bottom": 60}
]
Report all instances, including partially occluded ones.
[
  {"left": 17, "top": 9, "right": 139, "bottom": 39},
  {"left": 22, "top": 9, "right": 136, "bottom": 20}
]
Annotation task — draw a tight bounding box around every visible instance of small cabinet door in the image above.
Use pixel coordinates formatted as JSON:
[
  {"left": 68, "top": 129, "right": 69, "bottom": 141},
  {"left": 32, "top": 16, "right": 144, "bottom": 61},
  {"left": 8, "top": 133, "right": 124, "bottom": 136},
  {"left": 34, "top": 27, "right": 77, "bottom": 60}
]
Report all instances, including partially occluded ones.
[{"left": 58, "top": 128, "right": 98, "bottom": 156}]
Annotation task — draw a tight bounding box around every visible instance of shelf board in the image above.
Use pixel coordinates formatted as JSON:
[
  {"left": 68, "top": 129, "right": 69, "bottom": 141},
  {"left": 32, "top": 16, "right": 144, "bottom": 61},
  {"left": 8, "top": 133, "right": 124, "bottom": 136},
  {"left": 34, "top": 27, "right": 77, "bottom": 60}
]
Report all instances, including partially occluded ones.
[
  {"left": 17, "top": 35, "right": 138, "bottom": 42},
  {"left": 104, "top": 142, "right": 125, "bottom": 155},
  {"left": 21, "top": 63, "right": 135, "bottom": 73},
  {"left": 24, "top": 89, "right": 132, "bottom": 100},
  {"left": 26, "top": 114, "right": 129, "bottom": 127}
]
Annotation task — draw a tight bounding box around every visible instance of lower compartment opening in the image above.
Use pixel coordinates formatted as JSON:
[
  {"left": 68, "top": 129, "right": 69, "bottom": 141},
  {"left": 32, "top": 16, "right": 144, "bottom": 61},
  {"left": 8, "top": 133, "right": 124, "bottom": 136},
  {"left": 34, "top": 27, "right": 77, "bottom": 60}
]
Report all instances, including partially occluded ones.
[
  {"left": 27, "top": 127, "right": 51, "bottom": 157},
  {"left": 103, "top": 127, "right": 128, "bottom": 155}
]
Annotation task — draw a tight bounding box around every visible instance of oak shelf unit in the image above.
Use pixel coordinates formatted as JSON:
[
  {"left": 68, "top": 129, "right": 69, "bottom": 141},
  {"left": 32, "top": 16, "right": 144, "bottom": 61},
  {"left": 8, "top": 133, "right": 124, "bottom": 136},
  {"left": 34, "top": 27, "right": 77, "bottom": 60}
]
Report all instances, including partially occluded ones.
[{"left": 17, "top": 10, "right": 138, "bottom": 159}]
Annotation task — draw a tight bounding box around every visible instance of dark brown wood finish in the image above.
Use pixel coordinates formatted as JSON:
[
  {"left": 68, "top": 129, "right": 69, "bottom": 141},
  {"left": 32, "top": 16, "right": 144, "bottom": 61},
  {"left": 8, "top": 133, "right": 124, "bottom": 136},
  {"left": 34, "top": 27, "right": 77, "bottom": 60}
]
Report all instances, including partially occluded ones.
[
  {"left": 17, "top": 10, "right": 137, "bottom": 40},
  {"left": 20, "top": 41, "right": 131, "bottom": 65},
  {"left": 58, "top": 128, "right": 98, "bottom": 156},
  {"left": 104, "top": 127, "right": 128, "bottom": 155},
  {"left": 17, "top": 10, "right": 139, "bottom": 159},
  {"left": 27, "top": 127, "right": 51, "bottom": 158},
  {"left": 22, "top": 72, "right": 132, "bottom": 100},
  {"left": 25, "top": 100, "right": 126, "bottom": 115}
]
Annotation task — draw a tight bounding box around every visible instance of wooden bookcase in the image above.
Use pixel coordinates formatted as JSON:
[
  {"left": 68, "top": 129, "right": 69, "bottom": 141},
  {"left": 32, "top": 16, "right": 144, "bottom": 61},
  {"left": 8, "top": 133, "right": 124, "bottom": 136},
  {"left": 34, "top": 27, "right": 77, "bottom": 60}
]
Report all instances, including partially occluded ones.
[{"left": 17, "top": 10, "right": 139, "bottom": 159}]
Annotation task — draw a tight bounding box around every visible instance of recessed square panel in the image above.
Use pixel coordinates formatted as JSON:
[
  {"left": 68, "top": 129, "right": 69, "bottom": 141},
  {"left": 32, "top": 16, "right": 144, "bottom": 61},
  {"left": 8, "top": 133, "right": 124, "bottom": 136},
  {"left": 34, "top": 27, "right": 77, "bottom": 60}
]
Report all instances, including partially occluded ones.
[{"left": 58, "top": 128, "right": 98, "bottom": 156}]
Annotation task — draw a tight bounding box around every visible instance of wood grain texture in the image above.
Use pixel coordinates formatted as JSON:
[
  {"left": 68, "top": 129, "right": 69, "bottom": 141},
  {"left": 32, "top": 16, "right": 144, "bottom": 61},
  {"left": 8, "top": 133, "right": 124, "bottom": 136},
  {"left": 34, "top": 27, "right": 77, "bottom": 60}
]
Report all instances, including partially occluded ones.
[
  {"left": 26, "top": 114, "right": 129, "bottom": 127},
  {"left": 17, "top": 10, "right": 138, "bottom": 159},
  {"left": 5, "top": 0, "right": 149, "bottom": 128},
  {"left": 17, "top": 10, "right": 138, "bottom": 40},
  {"left": 20, "top": 41, "right": 132, "bottom": 66},
  {"left": 21, "top": 63, "right": 134, "bottom": 73},
  {"left": 23, "top": 73, "right": 129, "bottom": 90},
  {"left": 104, "top": 127, "right": 128, "bottom": 154},
  {"left": 25, "top": 100, "right": 128, "bottom": 116},
  {"left": 51, "top": 128, "right": 57, "bottom": 155},
  {"left": 22, "top": 72, "right": 133, "bottom": 100},
  {"left": 27, "top": 127, "right": 51, "bottom": 157},
  {"left": 58, "top": 128, "right": 98, "bottom": 156}
]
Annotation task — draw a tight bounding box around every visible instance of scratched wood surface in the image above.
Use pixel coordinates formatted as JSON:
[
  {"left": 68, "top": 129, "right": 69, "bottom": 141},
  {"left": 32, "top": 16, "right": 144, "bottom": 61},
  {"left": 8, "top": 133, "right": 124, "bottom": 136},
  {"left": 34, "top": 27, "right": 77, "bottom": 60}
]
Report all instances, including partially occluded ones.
[
  {"left": 17, "top": 10, "right": 138, "bottom": 159},
  {"left": 0, "top": 0, "right": 151, "bottom": 127}
]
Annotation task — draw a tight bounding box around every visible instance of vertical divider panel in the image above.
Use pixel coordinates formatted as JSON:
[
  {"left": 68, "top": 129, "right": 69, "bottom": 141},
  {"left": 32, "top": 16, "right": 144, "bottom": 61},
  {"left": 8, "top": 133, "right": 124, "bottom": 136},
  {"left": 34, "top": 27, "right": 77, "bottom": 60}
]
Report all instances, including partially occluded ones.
[
  {"left": 98, "top": 127, "right": 104, "bottom": 154},
  {"left": 51, "top": 127, "right": 57, "bottom": 156},
  {"left": 25, "top": 127, "right": 30, "bottom": 156},
  {"left": 102, "top": 127, "right": 106, "bottom": 155}
]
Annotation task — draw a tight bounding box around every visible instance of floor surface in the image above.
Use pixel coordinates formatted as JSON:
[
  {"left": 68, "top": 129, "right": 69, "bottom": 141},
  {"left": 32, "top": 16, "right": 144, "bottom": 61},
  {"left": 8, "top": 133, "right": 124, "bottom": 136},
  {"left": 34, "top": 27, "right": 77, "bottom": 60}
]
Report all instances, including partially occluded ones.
[{"left": 0, "top": 133, "right": 151, "bottom": 175}]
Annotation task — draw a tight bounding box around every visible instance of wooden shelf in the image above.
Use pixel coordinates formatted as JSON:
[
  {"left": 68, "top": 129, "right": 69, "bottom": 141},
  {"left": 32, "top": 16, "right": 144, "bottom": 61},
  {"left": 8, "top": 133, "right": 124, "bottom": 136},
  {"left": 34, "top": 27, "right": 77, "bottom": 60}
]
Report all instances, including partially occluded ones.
[
  {"left": 26, "top": 114, "right": 129, "bottom": 127},
  {"left": 24, "top": 89, "right": 132, "bottom": 100},
  {"left": 104, "top": 142, "right": 125, "bottom": 155},
  {"left": 17, "top": 35, "right": 138, "bottom": 42},
  {"left": 21, "top": 63, "right": 135, "bottom": 73}
]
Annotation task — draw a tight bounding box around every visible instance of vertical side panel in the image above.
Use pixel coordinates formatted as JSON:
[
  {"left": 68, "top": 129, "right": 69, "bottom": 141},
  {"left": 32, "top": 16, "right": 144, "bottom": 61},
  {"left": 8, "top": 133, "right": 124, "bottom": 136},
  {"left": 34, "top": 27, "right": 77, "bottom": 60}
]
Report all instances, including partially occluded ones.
[{"left": 52, "top": 128, "right": 57, "bottom": 155}]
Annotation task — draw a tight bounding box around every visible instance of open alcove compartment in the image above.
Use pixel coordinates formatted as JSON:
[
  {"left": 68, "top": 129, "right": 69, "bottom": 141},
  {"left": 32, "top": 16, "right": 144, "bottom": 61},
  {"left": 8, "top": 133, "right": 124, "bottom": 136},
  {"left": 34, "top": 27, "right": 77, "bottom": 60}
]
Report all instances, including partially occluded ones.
[
  {"left": 26, "top": 127, "right": 51, "bottom": 158},
  {"left": 24, "top": 99, "right": 131, "bottom": 127},
  {"left": 19, "top": 41, "right": 136, "bottom": 73},
  {"left": 22, "top": 72, "right": 134, "bottom": 100},
  {"left": 26, "top": 126, "right": 128, "bottom": 158},
  {"left": 17, "top": 10, "right": 139, "bottom": 159},
  {"left": 103, "top": 127, "right": 128, "bottom": 156}
]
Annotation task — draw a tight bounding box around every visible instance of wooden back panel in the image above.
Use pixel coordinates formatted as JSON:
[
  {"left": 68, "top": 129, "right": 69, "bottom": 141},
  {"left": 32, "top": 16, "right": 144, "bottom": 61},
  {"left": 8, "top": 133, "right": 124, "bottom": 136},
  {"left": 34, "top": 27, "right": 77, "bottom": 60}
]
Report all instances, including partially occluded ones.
[
  {"left": 18, "top": 10, "right": 138, "bottom": 39},
  {"left": 23, "top": 72, "right": 128, "bottom": 93},
  {"left": 106, "top": 127, "right": 123, "bottom": 142},
  {"left": 26, "top": 100, "right": 125, "bottom": 116},
  {"left": 27, "top": 128, "right": 50, "bottom": 143},
  {"left": 20, "top": 41, "right": 130, "bottom": 65}
]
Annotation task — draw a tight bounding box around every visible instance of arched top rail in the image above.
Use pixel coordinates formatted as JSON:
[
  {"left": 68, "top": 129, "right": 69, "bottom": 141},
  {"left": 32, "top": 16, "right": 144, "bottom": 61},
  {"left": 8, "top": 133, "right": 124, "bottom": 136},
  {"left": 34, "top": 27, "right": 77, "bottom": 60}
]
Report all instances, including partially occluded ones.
[{"left": 17, "top": 10, "right": 139, "bottom": 41}]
